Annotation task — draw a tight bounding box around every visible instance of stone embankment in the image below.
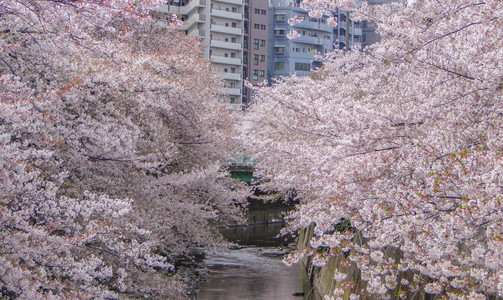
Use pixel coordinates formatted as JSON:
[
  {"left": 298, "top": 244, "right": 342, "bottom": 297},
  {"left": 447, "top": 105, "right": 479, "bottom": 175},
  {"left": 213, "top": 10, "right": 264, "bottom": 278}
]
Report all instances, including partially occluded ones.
[{"left": 297, "top": 226, "right": 433, "bottom": 300}]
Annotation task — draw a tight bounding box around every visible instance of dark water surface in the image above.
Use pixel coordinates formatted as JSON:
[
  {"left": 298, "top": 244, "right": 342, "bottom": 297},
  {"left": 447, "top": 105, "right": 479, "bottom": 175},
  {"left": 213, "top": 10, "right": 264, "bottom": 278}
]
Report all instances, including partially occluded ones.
[
  {"left": 197, "top": 247, "right": 304, "bottom": 300},
  {"left": 197, "top": 207, "right": 306, "bottom": 300}
]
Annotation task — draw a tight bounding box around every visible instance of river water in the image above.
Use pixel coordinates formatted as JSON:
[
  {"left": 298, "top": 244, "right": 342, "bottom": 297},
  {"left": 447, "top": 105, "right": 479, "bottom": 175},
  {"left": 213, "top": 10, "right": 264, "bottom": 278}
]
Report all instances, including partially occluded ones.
[
  {"left": 197, "top": 247, "right": 304, "bottom": 300},
  {"left": 197, "top": 219, "right": 307, "bottom": 300}
]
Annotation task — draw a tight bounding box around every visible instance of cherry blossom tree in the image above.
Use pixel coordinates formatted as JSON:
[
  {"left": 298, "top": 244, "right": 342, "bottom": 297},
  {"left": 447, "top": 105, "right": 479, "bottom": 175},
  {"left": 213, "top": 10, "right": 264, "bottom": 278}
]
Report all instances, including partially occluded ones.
[
  {"left": 1, "top": 1, "right": 246, "bottom": 298},
  {"left": 244, "top": 0, "right": 503, "bottom": 298}
]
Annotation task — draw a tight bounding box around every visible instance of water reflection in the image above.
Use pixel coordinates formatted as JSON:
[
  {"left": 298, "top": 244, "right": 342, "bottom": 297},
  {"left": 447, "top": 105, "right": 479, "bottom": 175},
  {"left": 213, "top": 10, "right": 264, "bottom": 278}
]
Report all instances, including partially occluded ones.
[{"left": 197, "top": 247, "right": 304, "bottom": 300}]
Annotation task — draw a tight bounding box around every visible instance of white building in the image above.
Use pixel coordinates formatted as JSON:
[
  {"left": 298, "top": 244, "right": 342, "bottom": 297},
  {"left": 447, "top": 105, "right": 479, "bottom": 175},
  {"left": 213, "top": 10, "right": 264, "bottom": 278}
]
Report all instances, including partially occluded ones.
[{"left": 155, "top": 0, "right": 245, "bottom": 110}]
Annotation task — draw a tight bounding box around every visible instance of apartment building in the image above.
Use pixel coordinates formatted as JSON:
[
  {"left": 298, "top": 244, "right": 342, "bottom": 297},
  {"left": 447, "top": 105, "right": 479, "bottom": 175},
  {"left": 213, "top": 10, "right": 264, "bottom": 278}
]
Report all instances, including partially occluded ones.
[
  {"left": 336, "top": 0, "right": 408, "bottom": 50},
  {"left": 155, "top": 0, "right": 245, "bottom": 110},
  {"left": 268, "top": 0, "right": 335, "bottom": 80},
  {"left": 333, "top": 9, "right": 364, "bottom": 50},
  {"left": 242, "top": 0, "right": 269, "bottom": 106}
]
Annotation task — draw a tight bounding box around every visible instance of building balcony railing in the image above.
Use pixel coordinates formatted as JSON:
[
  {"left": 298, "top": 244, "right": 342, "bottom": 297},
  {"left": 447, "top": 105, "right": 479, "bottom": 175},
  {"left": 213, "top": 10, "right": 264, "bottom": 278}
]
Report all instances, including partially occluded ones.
[
  {"left": 293, "top": 21, "right": 333, "bottom": 33},
  {"left": 353, "top": 27, "right": 362, "bottom": 36},
  {"left": 213, "top": 0, "right": 244, "bottom": 6},
  {"left": 186, "top": 29, "right": 205, "bottom": 38},
  {"left": 182, "top": 0, "right": 206, "bottom": 14},
  {"left": 223, "top": 72, "right": 241, "bottom": 81},
  {"left": 180, "top": 13, "right": 205, "bottom": 30},
  {"left": 292, "top": 35, "right": 324, "bottom": 45},
  {"left": 226, "top": 88, "right": 242, "bottom": 96},
  {"left": 155, "top": 4, "right": 183, "bottom": 15},
  {"left": 210, "top": 40, "right": 242, "bottom": 51},
  {"left": 211, "top": 55, "right": 242, "bottom": 65},
  {"left": 211, "top": 9, "right": 243, "bottom": 20},
  {"left": 210, "top": 24, "right": 242, "bottom": 35}
]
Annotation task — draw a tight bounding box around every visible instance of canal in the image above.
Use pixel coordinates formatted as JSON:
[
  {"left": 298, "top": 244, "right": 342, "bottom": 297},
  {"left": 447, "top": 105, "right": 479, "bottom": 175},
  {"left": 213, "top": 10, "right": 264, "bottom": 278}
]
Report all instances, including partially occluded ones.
[{"left": 197, "top": 205, "right": 307, "bottom": 300}]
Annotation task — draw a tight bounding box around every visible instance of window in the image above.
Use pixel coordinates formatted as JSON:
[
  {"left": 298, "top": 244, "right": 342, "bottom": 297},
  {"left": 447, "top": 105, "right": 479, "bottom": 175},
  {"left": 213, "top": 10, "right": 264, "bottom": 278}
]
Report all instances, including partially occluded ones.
[
  {"left": 243, "top": 67, "right": 247, "bottom": 79},
  {"left": 274, "top": 29, "right": 286, "bottom": 36},
  {"left": 232, "top": 7, "right": 237, "bottom": 12},
  {"left": 224, "top": 68, "right": 228, "bottom": 72},
  {"left": 230, "top": 82, "right": 236, "bottom": 88},
  {"left": 225, "top": 23, "right": 229, "bottom": 27},
  {"left": 295, "top": 62, "right": 311, "bottom": 71},
  {"left": 275, "top": 62, "right": 285, "bottom": 71},
  {"left": 260, "top": 39, "right": 266, "bottom": 47},
  {"left": 253, "top": 39, "right": 259, "bottom": 50},
  {"left": 261, "top": 9, "right": 266, "bottom": 15},
  {"left": 259, "top": 70, "right": 265, "bottom": 77},
  {"left": 231, "top": 53, "right": 236, "bottom": 58},
  {"left": 231, "top": 67, "right": 236, "bottom": 73},
  {"left": 254, "top": 8, "right": 260, "bottom": 14},
  {"left": 260, "top": 55, "right": 265, "bottom": 62},
  {"left": 243, "top": 37, "right": 248, "bottom": 48},
  {"left": 274, "top": 14, "right": 286, "bottom": 21},
  {"left": 244, "top": 21, "right": 248, "bottom": 33},
  {"left": 231, "top": 37, "right": 237, "bottom": 43},
  {"left": 225, "top": 53, "right": 228, "bottom": 57},
  {"left": 232, "top": 22, "right": 237, "bottom": 28},
  {"left": 243, "top": 52, "right": 248, "bottom": 63},
  {"left": 274, "top": 46, "right": 285, "bottom": 53},
  {"left": 260, "top": 24, "right": 266, "bottom": 30},
  {"left": 230, "top": 97, "right": 236, "bottom": 103},
  {"left": 253, "top": 70, "right": 258, "bottom": 80},
  {"left": 253, "top": 55, "right": 259, "bottom": 65},
  {"left": 254, "top": 23, "right": 260, "bottom": 29}
]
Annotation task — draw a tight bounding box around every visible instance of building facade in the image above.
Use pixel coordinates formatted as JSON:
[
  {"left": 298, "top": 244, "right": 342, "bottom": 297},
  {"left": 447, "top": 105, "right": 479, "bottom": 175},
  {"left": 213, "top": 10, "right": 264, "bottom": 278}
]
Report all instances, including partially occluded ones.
[
  {"left": 333, "top": 9, "right": 364, "bottom": 50},
  {"left": 153, "top": 0, "right": 397, "bottom": 108},
  {"left": 156, "top": 0, "right": 245, "bottom": 110},
  {"left": 268, "top": 0, "right": 335, "bottom": 81},
  {"left": 242, "top": 0, "right": 269, "bottom": 106}
]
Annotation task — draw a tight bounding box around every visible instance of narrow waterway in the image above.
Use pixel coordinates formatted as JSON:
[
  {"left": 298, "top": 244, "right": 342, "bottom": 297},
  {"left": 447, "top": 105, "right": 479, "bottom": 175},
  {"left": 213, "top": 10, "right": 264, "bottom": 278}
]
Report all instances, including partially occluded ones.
[
  {"left": 197, "top": 246, "right": 304, "bottom": 300},
  {"left": 197, "top": 206, "right": 307, "bottom": 300}
]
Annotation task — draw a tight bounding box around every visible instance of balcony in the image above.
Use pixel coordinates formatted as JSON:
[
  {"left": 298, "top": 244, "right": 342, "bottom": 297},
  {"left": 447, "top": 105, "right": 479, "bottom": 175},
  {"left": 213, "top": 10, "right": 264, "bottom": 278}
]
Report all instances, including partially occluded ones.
[
  {"left": 352, "top": 42, "right": 363, "bottom": 50},
  {"left": 187, "top": 29, "right": 205, "bottom": 38},
  {"left": 210, "top": 40, "right": 242, "bottom": 51},
  {"left": 180, "top": 13, "right": 205, "bottom": 30},
  {"left": 210, "top": 24, "right": 242, "bottom": 35},
  {"left": 226, "top": 88, "right": 242, "bottom": 96},
  {"left": 211, "top": 9, "right": 242, "bottom": 20},
  {"left": 213, "top": 0, "right": 243, "bottom": 5},
  {"left": 211, "top": 55, "right": 241, "bottom": 65},
  {"left": 155, "top": 4, "right": 183, "bottom": 15},
  {"left": 223, "top": 72, "right": 241, "bottom": 81},
  {"left": 292, "top": 21, "right": 316, "bottom": 30},
  {"left": 181, "top": 0, "right": 206, "bottom": 14},
  {"left": 293, "top": 35, "right": 323, "bottom": 45},
  {"left": 228, "top": 102, "right": 244, "bottom": 111}
]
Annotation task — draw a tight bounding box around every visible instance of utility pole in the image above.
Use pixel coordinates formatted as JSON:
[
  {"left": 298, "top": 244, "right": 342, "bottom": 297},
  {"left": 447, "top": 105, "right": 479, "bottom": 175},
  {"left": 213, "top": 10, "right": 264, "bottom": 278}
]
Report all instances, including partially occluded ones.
[{"left": 345, "top": 11, "right": 350, "bottom": 51}]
